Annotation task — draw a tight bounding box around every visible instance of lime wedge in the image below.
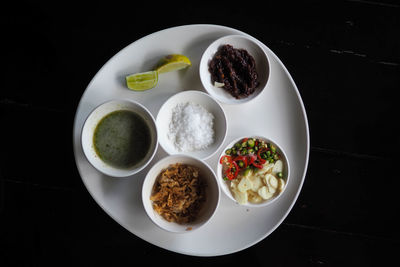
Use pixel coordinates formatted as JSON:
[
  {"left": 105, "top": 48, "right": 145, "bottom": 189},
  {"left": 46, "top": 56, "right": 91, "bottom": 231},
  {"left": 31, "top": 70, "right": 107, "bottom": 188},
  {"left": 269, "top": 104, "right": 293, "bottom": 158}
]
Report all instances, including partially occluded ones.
[
  {"left": 126, "top": 71, "right": 158, "bottom": 91},
  {"left": 155, "top": 54, "right": 191, "bottom": 74}
]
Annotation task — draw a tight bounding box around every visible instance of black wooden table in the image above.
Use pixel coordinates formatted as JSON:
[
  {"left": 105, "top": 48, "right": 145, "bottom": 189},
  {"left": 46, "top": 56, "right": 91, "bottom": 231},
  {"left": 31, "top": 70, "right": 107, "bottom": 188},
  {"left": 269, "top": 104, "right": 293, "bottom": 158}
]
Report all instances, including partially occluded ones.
[{"left": 1, "top": 1, "right": 399, "bottom": 266}]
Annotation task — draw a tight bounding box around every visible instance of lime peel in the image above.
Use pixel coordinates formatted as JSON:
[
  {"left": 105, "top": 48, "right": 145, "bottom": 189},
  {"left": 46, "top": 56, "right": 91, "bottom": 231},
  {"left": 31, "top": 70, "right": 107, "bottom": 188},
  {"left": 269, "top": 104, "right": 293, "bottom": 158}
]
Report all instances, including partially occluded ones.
[
  {"left": 155, "top": 54, "right": 191, "bottom": 74},
  {"left": 126, "top": 71, "right": 158, "bottom": 91},
  {"left": 125, "top": 54, "right": 191, "bottom": 91}
]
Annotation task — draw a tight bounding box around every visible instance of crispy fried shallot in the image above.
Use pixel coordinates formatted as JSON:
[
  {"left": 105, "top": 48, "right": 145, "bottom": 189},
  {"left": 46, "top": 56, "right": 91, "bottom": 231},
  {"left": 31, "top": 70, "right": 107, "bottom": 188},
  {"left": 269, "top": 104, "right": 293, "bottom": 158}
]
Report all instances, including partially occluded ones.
[{"left": 150, "top": 163, "right": 206, "bottom": 224}]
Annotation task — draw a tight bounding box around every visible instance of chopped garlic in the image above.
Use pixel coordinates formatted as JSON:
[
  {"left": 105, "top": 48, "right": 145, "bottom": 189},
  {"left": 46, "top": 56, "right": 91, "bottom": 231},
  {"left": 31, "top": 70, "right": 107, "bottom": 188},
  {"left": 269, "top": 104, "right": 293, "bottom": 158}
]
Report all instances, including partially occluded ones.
[
  {"left": 238, "top": 176, "right": 253, "bottom": 193},
  {"left": 278, "top": 178, "right": 285, "bottom": 191},
  {"left": 266, "top": 174, "right": 279, "bottom": 189},
  {"left": 249, "top": 175, "right": 263, "bottom": 192},
  {"left": 258, "top": 186, "right": 273, "bottom": 200},
  {"left": 229, "top": 162, "right": 286, "bottom": 205},
  {"left": 261, "top": 163, "right": 275, "bottom": 174},
  {"left": 214, "top": 81, "right": 225, "bottom": 87},
  {"left": 272, "top": 160, "right": 283, "bottom": 174},
  {"left": 233, "top": 189, "right": 248, "bottom": 204}
]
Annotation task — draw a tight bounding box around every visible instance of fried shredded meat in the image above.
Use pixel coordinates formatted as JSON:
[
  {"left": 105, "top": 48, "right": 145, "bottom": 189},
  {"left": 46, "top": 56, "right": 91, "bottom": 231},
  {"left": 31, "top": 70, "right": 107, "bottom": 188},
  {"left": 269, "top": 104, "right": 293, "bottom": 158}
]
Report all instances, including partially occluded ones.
[{"left": 150, "top": 163, "right": 206, "bottom": 224}]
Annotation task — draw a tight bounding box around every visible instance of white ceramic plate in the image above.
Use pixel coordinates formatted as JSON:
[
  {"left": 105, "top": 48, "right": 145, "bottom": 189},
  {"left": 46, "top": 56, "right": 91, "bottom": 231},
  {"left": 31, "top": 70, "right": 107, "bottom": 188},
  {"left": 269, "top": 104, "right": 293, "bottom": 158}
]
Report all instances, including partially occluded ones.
[{"left": 72, "top": 24, "right": 310, "bottom": 256}]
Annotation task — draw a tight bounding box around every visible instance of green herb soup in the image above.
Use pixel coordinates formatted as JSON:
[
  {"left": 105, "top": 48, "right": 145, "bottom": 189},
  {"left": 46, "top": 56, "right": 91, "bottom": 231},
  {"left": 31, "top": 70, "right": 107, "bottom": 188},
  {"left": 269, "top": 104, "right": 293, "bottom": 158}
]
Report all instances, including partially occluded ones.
[{"left": 93, "top": 110, "right": 151, "bottom": 168}]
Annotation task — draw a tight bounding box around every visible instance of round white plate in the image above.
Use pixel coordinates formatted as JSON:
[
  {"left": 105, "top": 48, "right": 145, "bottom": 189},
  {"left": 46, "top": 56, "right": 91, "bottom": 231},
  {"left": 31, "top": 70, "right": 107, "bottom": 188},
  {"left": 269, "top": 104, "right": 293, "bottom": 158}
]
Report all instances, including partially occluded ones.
[{"left": 73, "top": 24, "right": 310, "bottom": 256}]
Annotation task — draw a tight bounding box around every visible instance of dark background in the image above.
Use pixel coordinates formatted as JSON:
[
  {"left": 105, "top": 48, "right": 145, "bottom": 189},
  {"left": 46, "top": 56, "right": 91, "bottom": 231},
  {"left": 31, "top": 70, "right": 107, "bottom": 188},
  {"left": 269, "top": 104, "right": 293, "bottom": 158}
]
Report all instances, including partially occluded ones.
[{"left": 1, "top": 1, "right": 399, "bottom": 266}]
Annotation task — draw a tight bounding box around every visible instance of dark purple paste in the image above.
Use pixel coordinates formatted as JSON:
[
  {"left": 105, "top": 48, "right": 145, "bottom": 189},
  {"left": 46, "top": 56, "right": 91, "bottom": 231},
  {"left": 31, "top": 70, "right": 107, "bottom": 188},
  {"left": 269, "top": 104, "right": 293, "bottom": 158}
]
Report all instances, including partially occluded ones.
[{"left": 208, "top": 44, "right": 259, "bottom": 99}]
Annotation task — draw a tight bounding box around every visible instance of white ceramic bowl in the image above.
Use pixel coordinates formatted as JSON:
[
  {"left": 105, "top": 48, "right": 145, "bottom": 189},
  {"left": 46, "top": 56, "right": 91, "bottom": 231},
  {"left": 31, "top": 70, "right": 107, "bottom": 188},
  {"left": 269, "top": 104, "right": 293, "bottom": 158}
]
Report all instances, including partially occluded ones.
[
  {"left": 81, "top": 99, "right": 158, "bottom": 177},
  {"left": 142, "top": 154, "right": 220, "bottom": 233},
  {"left": 156, "top": 90, "right": 227, "bottom": 160},
  {"left": 199, "top": 35, "right": 270, "bottom": 105},
  {"left": 217, "top": 136, "right": 290, "bottom": 207}
]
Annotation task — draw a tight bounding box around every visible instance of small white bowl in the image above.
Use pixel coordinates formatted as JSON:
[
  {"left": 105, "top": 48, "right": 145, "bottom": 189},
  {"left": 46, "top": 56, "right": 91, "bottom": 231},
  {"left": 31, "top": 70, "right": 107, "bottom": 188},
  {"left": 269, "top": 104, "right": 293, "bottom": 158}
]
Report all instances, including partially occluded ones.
[
  {"left": 81, "top": 99, "right": 158, "bottom": 177},
  {"left": 156, "top": 90, "right": 227, "bottom": 160},
  {"left": 142, "top": 154, "right": 220, "bottom": 233},
  {"left": 217, "top": 136, "right": 290, "bottom": 207},
  {"left": 199, "top": 35, "right": 270, "bottom": 105}
]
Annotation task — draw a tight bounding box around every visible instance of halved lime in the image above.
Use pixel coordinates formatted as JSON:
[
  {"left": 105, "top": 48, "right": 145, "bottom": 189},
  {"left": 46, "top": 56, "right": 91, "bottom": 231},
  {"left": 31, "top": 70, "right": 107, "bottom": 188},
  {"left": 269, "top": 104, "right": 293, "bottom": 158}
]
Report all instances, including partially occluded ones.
[
  {"left": 155, "top": 54, "right": 191, "bottom": 74},
  {"left": 126, "top": 71, "right": 158, "bottom": 91}
]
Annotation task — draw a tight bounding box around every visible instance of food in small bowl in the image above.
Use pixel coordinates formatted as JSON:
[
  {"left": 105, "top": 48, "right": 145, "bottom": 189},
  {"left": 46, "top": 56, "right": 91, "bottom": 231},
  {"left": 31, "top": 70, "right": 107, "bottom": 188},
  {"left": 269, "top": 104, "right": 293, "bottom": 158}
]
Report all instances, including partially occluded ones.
[
  {"left": 142, "top": 155, "right": 220, "bottom": 233},
  {"left": 81, "top": 99, "right": 158, "bottom": 177},
  {"left": 156, "top": 90, "right": 227, "bottom": 160},
  {"left": 199, "top": 35, "right": 270, "bottom": 105},
  {"left": 217, "top": 136, "right": 289, "bottom": 207}
]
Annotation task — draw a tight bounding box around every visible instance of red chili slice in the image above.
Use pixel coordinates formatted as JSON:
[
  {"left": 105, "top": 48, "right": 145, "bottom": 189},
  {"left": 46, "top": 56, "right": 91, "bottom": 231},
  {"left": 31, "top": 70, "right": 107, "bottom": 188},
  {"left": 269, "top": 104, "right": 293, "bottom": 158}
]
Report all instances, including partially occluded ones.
[
  {"left": 226, "top": 161, "right": 239, "bottom": 180},
  {"left": 252, "top": 161, "right": 264, "bottom": 169},
  {"left": 257, "top": 147, "right": 269, "bottom": 164},
  {"left": 233, "top": 155, "right": 247, "bottom": 169},
  {"left": 219, "top": 155, "right": 232, "bottom": 165},
  {"left": 247, "top": 154, "right": 257, "bottom": 165}
]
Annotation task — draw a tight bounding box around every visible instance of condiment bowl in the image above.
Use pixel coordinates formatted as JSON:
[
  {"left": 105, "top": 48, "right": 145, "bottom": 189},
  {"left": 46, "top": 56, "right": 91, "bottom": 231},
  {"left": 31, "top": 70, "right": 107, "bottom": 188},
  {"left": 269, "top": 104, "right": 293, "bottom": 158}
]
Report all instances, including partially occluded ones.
[
  {"left": 156, "top": 90, "right": 227, "bottom": 160},
  {"left": 199, "top": 35, "right": 270, "bottom": 105},
  {"left": 142, "top": 154, "right": 220, "bottom": 233},
  {"left": 81, "top": 99, "right": 158, "bottom": 177},
  {"left": 217, "top": 136, "right": 290, "bottom": 207}
]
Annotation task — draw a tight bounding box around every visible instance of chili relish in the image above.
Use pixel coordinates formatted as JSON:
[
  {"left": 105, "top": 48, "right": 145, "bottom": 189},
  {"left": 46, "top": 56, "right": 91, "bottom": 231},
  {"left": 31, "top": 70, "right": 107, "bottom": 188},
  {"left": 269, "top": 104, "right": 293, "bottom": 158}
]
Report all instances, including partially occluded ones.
[{"left": 220, "top": 137, "right": 281, "bottom": 180}]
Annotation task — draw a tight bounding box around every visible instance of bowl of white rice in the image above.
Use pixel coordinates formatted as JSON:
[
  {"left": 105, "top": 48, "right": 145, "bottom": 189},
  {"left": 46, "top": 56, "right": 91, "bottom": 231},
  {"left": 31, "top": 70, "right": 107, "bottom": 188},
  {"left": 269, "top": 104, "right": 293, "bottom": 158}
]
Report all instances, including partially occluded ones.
[{"left": 156, "top": 90, "right": 227, "bottom": 160}]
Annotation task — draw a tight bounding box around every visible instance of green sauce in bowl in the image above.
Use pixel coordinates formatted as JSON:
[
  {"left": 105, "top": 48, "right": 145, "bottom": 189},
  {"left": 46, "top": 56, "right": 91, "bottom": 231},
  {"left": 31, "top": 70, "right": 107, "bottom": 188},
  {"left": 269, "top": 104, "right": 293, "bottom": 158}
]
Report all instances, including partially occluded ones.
[{"left": 93, "top": 110, "right": 151, "bottom": 169}]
